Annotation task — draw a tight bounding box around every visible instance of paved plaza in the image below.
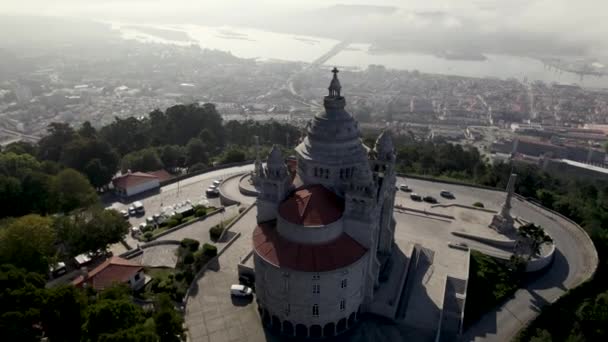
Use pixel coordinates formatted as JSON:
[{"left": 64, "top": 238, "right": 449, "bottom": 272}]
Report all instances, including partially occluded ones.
[{"left": 182, "top": 174, "right": 596, "bottom": 342}]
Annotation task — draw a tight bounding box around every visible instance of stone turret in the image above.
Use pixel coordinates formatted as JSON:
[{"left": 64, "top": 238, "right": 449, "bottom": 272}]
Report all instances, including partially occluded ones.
[
  {"left": 256, "top": 145, "right": 292, "bottom": 223},
  {"left": 374, "top": 130, "right": 395, "bottom": 162}
]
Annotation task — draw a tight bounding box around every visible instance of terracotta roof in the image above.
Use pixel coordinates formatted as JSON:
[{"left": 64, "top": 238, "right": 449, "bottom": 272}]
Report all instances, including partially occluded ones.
[
  {"left": 252, "top": 221, "right": 367, "bottom": 272},
  {"left": 112, "top": 172, "right": 158, "bottom": 189},
  {"left": 72, "top": 256, "right": 142, "bottom": 290},
  {"left": 278, "top": 184, "right": 344, "bottom": 226},
  {"left": 147, "top": 169, "right": 172, "bottom": 182}
]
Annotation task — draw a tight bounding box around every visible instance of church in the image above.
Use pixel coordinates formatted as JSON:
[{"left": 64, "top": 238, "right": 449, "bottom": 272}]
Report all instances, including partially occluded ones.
[{"left": 251, "top": 68, "right": 399, "bottom": 338}]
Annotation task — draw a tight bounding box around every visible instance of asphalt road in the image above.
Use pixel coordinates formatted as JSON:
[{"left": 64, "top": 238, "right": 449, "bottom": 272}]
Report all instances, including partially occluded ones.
[{"left": 397, "top": 176, "right": 598, "bottom": 341}]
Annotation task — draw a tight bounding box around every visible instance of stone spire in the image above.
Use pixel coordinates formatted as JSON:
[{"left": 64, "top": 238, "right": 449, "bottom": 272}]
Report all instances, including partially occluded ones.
[
  {"left": 500, "top": 173, "right": 516, "bottom": 218},
  {"left": 328, "top": 67, "right": 342, "bottom": 97},
  {"left": 490, "top": 173, "right": 517, "bottom": 234},
  {"left": 374, "top": 130, "right": 395, "bottom": 161},
  {"left": 253, "top": 135, "right": 264, "bottom": 178}
]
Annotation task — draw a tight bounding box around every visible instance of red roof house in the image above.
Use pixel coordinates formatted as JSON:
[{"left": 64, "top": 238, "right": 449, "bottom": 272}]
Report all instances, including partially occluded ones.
[
  {"left": 112, "top": 171, "right": 162, "bottom": 197},
  {"left": 72, "top": 256, "right": 145, "bottom": 291}
]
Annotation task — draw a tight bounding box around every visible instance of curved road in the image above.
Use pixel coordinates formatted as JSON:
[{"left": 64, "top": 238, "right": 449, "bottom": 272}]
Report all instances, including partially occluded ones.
[
  {"left": 397, "top": 177, "right": 598, "bottom": 341},
  {"left": 113, "top": 165, "right": 597, "bottom": 342}
]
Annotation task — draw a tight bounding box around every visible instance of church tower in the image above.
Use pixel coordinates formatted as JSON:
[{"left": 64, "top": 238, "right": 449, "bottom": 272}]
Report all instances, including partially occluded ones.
[{"left": 252, "top": 68, "right": 398, "bottom": 338}]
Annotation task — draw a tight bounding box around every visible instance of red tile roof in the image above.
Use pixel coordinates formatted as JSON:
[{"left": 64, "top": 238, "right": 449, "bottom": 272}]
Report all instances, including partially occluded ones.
[
  {"left": 72, "top": 256, "right": 143, "bottom": 290},
  {"left": 252, "top": 221, "right": 367, "bottom": 272},
  {"left": 278, "top": 184, "right": 344, "bottom": 226},
  {"left": 112, "top": 172, "right": 158, "bottom": 190},
  {"left": 147, "top": 169, "right": 172, "bottom": 182}
]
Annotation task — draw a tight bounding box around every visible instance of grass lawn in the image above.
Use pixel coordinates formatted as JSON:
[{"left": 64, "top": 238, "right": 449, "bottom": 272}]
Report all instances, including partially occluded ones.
[{"left": 463, "top": 251, "right": 522, "bottom": 328}]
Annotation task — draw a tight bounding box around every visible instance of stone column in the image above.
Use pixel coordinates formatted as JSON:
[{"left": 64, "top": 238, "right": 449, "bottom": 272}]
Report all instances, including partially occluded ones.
[{"left": 490, "top": 173, "right": 517, "bottom": 234}]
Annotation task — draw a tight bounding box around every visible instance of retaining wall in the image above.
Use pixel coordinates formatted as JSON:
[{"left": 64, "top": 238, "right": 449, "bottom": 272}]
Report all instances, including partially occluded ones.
[
  {"left": 219, "top": 172, "right": 247, "bottom": 206},
  {"left": 526, "top": 243, "right": 557, "bottom": 272}
]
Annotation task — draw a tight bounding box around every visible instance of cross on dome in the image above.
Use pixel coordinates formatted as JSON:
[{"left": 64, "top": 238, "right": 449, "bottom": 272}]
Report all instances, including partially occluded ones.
[{"left": 328, "top": 67, "right": 342, "bottom": 97}]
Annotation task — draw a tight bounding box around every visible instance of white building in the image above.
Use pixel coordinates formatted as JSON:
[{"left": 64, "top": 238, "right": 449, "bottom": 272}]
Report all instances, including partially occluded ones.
[
  {"left": 112, "top": 170, "right": 171, "bottom": 197},
  {"left": 252, "top": 68, "right": 397, "bottom": 338}
]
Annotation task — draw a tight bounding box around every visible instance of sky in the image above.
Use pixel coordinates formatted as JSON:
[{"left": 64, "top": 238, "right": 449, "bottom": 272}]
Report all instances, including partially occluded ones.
[{"left": 1, "top": 0, "right": 607, "bottom": 56}]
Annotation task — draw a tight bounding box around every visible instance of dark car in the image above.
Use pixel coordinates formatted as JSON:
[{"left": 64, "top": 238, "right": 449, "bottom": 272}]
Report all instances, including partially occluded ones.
[
  {"left": 440, "top": 190, "right": 455, "bottom": 199},
  {"left": 410, "top": 193, "right": 422, "bottom": 201},
  {"left": 206, "top": 187, "right": 219, "bottom": 197},
  {"left": 423, "top": 195, "right": 438, "bottom": 203}
]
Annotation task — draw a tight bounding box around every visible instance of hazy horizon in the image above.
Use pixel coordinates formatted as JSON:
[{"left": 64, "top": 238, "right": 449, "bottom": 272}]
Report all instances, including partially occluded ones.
[{"left": 2, "top": 0, "right": 608, "bottom": 58}]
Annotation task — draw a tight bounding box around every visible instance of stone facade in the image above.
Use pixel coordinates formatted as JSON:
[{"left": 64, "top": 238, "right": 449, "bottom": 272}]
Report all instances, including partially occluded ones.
[{"left": 252, "top": 68, "right": 397, "bottom": 338}]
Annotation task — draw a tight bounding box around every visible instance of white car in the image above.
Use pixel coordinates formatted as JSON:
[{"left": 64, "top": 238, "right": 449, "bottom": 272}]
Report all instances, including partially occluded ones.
[
  {"left": 213, "top": 179, "right": 222, "bottom": 187},
  {"left": 399, "top": 184, "right": 411, "bottom": 192},
  {"left": 230, "top": 284, "right": 253, "bottom": 297}
]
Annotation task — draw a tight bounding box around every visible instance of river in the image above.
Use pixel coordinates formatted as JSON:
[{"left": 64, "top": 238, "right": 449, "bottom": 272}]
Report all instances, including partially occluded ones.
[{"left": 113, "top": 23, "right": 608, "bottom": 88}]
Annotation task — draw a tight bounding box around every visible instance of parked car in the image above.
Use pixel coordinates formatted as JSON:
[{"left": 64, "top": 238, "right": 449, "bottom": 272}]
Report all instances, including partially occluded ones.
[
  {"left": 230, "top": 284, "right": 253, "bottom": 297},
  {"left": 120, "top": 209, "right": 129, "bottom": 219},
  {"left": 212, "top": 179, "right": 222, "bottom": 187},
  {"left": 133, "top": 201, "right": 145, "bottom": 215},
  {"left": 399, "top": 184, "right": 412, "bottom": 192},
  {"left": 423, "top": 195, "right": 438, "bottom": 203},
  {"left": 410, "top": 193, "right": 422, "bottom": 201},
  {"left": 440, "top": 190, "right": 455, "bottom": 199},
  {"left": 206, "top": 187, "right": 219, "bottom": 197},
  {"left": 138, "top": 222, "right": 148, "bottom": 231},
  {"left": 130, "top": 226, "right": 140, "bottom": 236},
  {"left": 128, "top": 206, "right": 136, "bottom": 216},
  {"left": 146, "top": 217, "right": 155, "bottom": 225},
  {"left": 49, "top": 262, "right": 67, "bottom": 278}
]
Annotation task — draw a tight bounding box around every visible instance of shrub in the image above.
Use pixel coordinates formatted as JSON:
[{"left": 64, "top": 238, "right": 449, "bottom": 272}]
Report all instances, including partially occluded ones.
[
  {"left": 473, "top": 202, "right": 485, "bottom": 208},
  {"left": 195, "top": 208, "right": 206, "bottom": 217},
  {"left": 183, "top": 269, "right": 194, "bottom": 284},
  {"left": 202, "top": 243, "right": 218, "bottom": 257},
  {"left": 143, "top": 232, "right": 153, "bottom": 241},
  {"left": 166, "top": 218, "right": 180, "bottom": 228},
  {"left": 209, "top": 225, "right": 224, "bottom": 241},
  {"left": 182, "top": 252, "right": 194, "bottom": 265},
  {"left": 180, "top": 238, "right": 200, "bottom": 252},
  {"left": 173, "top": 213, "right": 183, "bottom": 223},
  {"left": 174, "top": 271, "right": 184, "bottom": 282}
]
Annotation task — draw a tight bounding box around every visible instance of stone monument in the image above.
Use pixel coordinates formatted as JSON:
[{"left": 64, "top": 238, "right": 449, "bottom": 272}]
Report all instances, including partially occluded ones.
[{"left": 490, "top": 173, "right": 517, "bottom": 234}]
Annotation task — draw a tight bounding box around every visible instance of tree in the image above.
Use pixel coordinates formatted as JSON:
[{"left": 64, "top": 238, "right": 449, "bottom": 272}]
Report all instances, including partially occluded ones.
[
  {"left": 121, "top": 148, "right": 164, "bottom": 173},
  {"left": 78, "top": 121, "right": 97, "bottom": 139},
  {"left": 37, "top": 122, "right": 76, "bottom": 161},
  {"left": 59, "top": 138, "right": 119, "bottom": 188},
  {"left": 0, "top": 264, "right": 46, "bottom": 341},
  {"left": 153, "top": 294, "right": 184, "bottom": 342},
  {"left": 55, "top": 208, "right": 128, "bottom": 257},
  {"left": 518, "top": 223, "right": 553, "bottom": 258},
  {"left": 51, "top": 168, "right": 98, "bottom": 213},
  {"left": 160, "top": 145, "right": 185, "bottom": 170},
  {"left": 41, "top": 285, "right": 87, "bottom": 341},
  {"left": 185, "top": 138, "right": 208, "bottom": 166},
  {"left": 3, "top": 141, "right": 37, "bottom": 156},
  {"left": 219, "top": 147, "right": 246, "bottom": 164},
  {"left": 82, "top": 298, "right": 147, "bottom": 342},
  {"left": 0, "top": 215, "right": 56, "bottom": 273}
]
